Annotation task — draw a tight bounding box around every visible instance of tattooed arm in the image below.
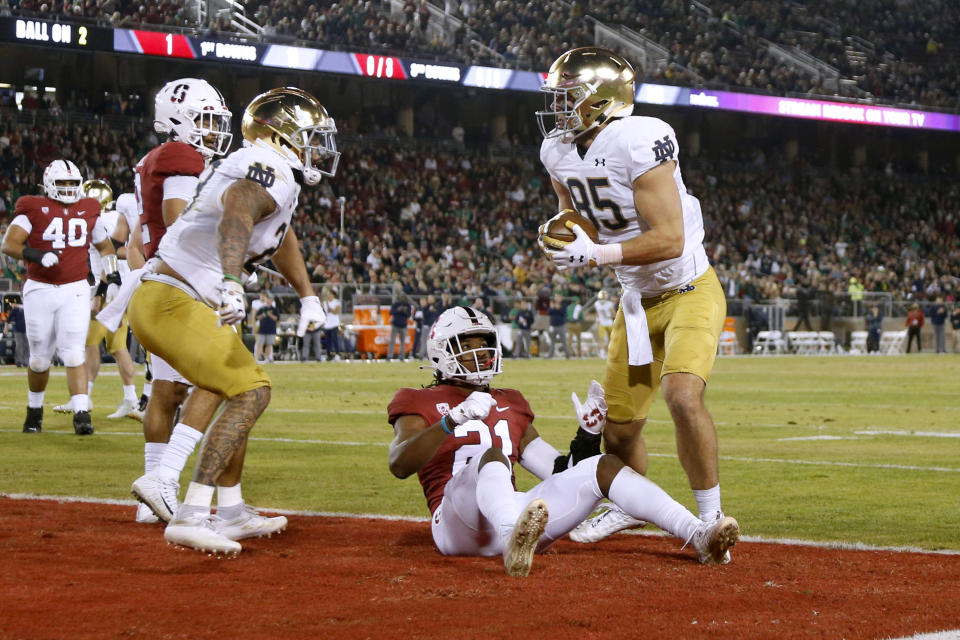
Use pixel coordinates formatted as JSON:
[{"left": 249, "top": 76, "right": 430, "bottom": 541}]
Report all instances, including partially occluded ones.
[
  {"left": 218, "top": 179, "right": 277, "bottom": 280},
  {"left": 271, "top": 228, "right": 313, "bottom": 298}
]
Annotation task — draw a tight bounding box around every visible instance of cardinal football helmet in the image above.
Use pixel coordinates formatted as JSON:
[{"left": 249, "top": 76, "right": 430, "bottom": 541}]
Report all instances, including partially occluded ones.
[
  {"left": 42, "top": 160, "right": 83, "bottom": 204},
  {"left": 80, "top": 179, "right": 114, "bottom": 209},
  {"left": 537, "top": 47, "right": 636, "bottom": 143},
  {"left": 241, "top": 87, "right": 339, "bottom": 186},
  {"left": 427, "top": 306, "right": 502, "bottom": 386},
  {"left": 154, "top": 78, "right": 232, "bottom": 157}
]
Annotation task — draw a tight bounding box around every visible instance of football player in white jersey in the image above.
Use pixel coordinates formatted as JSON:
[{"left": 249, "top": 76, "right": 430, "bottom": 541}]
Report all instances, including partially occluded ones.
[
  {"left": 125, "top": 86, "right": 338, "bottom": 554},
  {"left": 52, "top": 180, "right": 143, "bottom": 421},
  {"left": 537, "top": 47, "right": 734, "bottom": 553}
]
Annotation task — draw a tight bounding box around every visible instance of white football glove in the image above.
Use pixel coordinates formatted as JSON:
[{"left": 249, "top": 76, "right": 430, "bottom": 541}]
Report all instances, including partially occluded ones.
[
  {"left": 544, "top": 222, "right": 597, "bottom": 271},
  {"left": 296, "top": 295, "right": 325, "bottom": 337},
  {"left": 571, "top": 379, "right": 607, "bottom": 435},
  {"left": 40, "top": 252, "right": 59, "bottom": 268},
  {"left": 448, "top": 391, "right": 496, "bottom": 425},
  {"left": 216, "top": 279, "right": 247, "bottom": 326}
]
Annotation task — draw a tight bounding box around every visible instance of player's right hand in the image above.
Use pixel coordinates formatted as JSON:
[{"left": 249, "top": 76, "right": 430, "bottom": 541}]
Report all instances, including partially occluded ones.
[
  {"left": 571, "top": 379, "right": 607, "bottom": 434},
  {"left": 448, "top": 391, "right": 496, "bottom": 425},
  {"left": 40, "top": 252, "right": 59, "bottom": 268},
  {"left": 216, "top": 278, "right": 246, "bottom": 326}
]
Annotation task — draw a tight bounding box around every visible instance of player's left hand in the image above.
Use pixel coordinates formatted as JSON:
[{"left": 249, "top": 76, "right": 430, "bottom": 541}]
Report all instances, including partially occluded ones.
[
  {"left": 296, "top": 295, "right": 325, "bottom": 337},
  {"left": 571, "top": 379, "right": 607, "bottom": 434},
  {"left": 216, "top": 279, "right": 246, "bottom": 326},
  {"left": 545, "top": 222, "right": 597, "bottom": 271}
]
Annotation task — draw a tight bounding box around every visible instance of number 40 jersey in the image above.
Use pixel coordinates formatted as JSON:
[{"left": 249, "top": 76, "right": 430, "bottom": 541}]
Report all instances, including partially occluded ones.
[
  {"left": 12, "top": 195, "right": 104, "bottom": 285},
  {"left": 158, "top": 143, "right": 301, "bottom": 307}
]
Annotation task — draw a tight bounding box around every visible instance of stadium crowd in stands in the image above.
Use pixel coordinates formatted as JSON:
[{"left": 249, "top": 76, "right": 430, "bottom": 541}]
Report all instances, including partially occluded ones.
[
  {"left": 6, "top": 0, "right": 959, "bottom": 110},
  {"left": 1, "top": 111, "right": 957, "bottom": 319}
]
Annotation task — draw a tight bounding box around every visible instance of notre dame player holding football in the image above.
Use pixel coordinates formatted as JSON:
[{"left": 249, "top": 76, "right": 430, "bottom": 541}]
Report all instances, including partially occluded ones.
[
  {"left": 536, "top": 47, "right": 735, "bottom": 554},
  {"left": 126, "top": 86, "right": 339, "bottom": 555}
]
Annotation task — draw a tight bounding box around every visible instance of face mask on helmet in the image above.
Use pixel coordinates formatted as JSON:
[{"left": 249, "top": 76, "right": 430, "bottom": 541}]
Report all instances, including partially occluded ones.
[
  {"left": 154, "top": 78, "right": 233, "bottom": 158},
  {"left": 536, "top": 47, "right": 636, "bottom": 144},
  {"left": 43, "top": 160, "right": 83, "bottom": 204},
  {"left": 427, "top": 306, "right": 502, "bottom": 386},
  {"left": 241, "top": 87, "right": 340, "bottom": 186}
]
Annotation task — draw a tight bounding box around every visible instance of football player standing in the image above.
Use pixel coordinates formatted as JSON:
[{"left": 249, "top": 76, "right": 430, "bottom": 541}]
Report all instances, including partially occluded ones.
[
  {"left": 1, "top": 160, "right": 122, "bottom": 435},
  {"left": 387, "top": 306, "right": 738, "bottom": 576},
  {"left": 52, "top": 179, "right": 144, "bottom": 422},
  {"left": 536, "top": 48, "right": 735, "bottom": 555},
  {"left": 124, "top": 86, "right": 338, "bottom": 554}
]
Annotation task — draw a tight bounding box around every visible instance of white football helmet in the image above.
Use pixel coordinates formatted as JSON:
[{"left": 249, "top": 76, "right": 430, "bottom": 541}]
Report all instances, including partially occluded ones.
[
  {"left": 42, "top": 160, "right": 83, "bottom": 203},
  {"left": 154, "top": 78, "right": 232, "bottom": 157},
  {"left": 427, "top": 306, "right": 502, "bottom": 386}
]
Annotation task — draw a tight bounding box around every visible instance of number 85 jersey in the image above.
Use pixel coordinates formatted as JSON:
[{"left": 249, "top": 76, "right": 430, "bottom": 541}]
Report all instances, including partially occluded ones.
[
  {"left": 158, "top": 144, "right": 301, "bottom": 307},
  {"left": 540, "top": 115, "right": 709, "bottom": 296}
]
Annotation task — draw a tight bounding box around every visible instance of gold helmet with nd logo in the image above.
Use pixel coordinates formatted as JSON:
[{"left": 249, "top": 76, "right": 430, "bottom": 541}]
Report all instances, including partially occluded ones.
[
  {"left": 241, "top": 87, "right": 340, "bottom": 186},
  {"left": 80, "top": 179, "right": 114, "bottom": 210},
  {"left": 536, "top": 47, "right": 636, "bottom": 143}
]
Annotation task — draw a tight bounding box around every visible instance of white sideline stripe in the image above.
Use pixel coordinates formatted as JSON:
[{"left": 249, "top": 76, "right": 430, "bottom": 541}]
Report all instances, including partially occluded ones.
[
  {"left": 885, "top": 632, "right": 960, "bottom": 640},
  {"left": 2, "top": 429, "right": 958, "bottom": 472},
  {"left": 778, "top": 435, "right": 862, "bottom": 441},
  {"left": 856, "top": 430, "right": 960, "bottom": 439},
  {"left": 4, "top": 492, "right": 959, "bottom": 557}
]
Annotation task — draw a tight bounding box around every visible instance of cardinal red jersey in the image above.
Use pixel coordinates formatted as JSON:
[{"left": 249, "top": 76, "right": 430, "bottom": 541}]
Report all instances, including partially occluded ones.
[
  {"left": 388, "top": 385, "right": 534, "bottom": 514},
  {"left": 134, "top": 141, "right": 205, "bottom": 259},
  {"left": 14, "top": 195, "right": 101, "bottom": 285}
]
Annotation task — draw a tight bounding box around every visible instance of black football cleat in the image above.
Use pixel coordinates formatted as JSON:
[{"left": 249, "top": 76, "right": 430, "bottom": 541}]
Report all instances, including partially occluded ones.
[
  {"left": 23, "top": 407, "right": 43, "bottom": 433},
  {"left": 73, "top": 410, "right": 94, "bottom": 436}
]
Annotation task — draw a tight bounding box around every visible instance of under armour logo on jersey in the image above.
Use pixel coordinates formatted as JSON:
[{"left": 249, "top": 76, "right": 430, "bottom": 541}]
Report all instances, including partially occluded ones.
[
  {"left": 245, "top": 162, "right": 276, "bottom": 189},
  {"left": 594, "top": 158, "right": 606, "bottom": 167},
  {"left": 651, "top": 135, "right": 676, "bottom": 163}
]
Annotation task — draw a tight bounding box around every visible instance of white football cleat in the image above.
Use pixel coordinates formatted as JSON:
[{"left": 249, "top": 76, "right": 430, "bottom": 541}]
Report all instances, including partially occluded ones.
[
  {"left": 502, "top": 498, "right": 548, "bottom": 577},
  {"left": 165, "top": 512, "right": 241, "bottom": 556},
  {"left": 568, "top": 503, "right": 646, "bottom": 543},
  {"left": 131, "top": 471, "right": 180, "bottom": 523},
  {"left": 135, "top": 502, "right": 159, "bottom": 524},
  {"left": 691, "top": 515, "right": 740, "bottom": 565},
  {"left": 53, "top": 403, "right": 72, "bottom": 414},
  {"left": 107, "top": 399, "right": 139, "bottom": 420},
  {"left": 213, "top": 504, "right": 288, "bottom": 541}
]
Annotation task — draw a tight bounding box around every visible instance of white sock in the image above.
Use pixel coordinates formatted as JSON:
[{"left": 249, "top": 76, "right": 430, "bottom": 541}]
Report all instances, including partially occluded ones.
[
  {"left": 71, "top": 394, "right": 90, "bottom": 412},
  {"left": 155, "top": 423, "right": 204, "bottom": 482},
  {"left": 180, "top": 482, "right": 214, "bottom": 515},
  {"left": 28, "top": 391, "right": 45, "bottom": 408},
  {"left": 87, "top": 381, "right": 94, "bottom": 395},
  {"left": 693, "top": 485, "right": 722, "bottom": 522},
  {"left": 142, "top": 381, "right": 152, "bottom": 397},
  {"left": 123, "top": 385, "right": 137, "bottom": 402},
  {"left": 144, "top": 442, "right": 166, "bottom": 473},
  {"left": 217, "top": 483, "right": 243, "bottom": 509},
  {"left": 475, "top": 461, "right": 521, "bottom": 536},
  {"left": 608, "top": 467, "right": 701, "bottom": 542}
]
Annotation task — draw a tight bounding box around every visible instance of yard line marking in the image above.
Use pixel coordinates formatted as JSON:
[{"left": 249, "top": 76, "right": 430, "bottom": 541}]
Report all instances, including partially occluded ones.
[
  {"left": 3, "top": 429, "right": 956, "bottom": 473},
  {"left": 777, "top": 435, "right": 863, "bottom": 441},
  {"left": 3, "top": 492, "right": 959, "bottom": 557},
  {"left": 856, "top": 429, "right": 960, "bottom": 438}
]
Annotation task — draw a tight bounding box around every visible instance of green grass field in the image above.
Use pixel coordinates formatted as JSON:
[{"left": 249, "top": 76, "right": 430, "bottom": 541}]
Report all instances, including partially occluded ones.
[{"left": 1, "top": 354, "right": 958, "bottom": 551}]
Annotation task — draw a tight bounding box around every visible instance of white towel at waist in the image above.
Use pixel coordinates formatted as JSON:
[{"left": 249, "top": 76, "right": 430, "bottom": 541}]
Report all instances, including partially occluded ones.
[
  {"left": 620, "top": 288, "right": 653, "bottom": 366},
  {"left": 96, "top": 258, "right": 159, "bottom": 331}
]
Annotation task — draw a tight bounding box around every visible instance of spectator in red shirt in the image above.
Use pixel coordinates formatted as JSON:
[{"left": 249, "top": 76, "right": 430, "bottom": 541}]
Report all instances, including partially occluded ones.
[{"left": 905, "top": 303, "right": 925, "bottom": 353}]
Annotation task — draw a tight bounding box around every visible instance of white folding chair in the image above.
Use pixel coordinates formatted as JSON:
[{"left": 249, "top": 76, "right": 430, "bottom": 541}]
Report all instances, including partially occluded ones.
[
  {"left": 880, "top": 330, "right": 907, "bottom": 355},
  {"left": 849, "top": 331, "right": 868, "bottom": 355},
  {"left": 718, "top": 330, "right": 739, "bottom": 355},
  {"left": 818, "top": 331, "right": 836, "bottom": 354}
]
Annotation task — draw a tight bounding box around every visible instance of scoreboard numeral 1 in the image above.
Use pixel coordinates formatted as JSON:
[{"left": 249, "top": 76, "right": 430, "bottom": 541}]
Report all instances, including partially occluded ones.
[{"left": 165, "top": 32, "right": 173, "bottom": 55}]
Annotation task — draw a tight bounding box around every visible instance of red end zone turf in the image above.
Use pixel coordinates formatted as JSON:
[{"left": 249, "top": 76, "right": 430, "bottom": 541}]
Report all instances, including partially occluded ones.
[{"left": 2, "top": 497, "right": 959, "bottom": 639}]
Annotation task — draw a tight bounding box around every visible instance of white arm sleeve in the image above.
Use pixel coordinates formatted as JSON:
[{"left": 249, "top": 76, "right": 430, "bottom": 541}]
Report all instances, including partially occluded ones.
[
  {"left": 90, "top": 216, "right": 108, "bottom": 244},
  {"left": 10, "top": 214, "right": 31, "bottom": 233},
  {"left": 162, "top": 175, "right": 199, "bottom": 202},
  {"left": 519, "top": 436, "right": 562, "bottom": 480}
]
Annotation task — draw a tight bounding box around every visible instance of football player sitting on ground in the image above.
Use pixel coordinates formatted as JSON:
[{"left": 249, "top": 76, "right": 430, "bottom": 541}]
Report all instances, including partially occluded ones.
[
  {"left": 1, "top": 160, "right": 122, "bottom": 435},
  {"left": 387, "top": 306, "right": 739, "bottom": 577},
  {"left": 118, "top": 86, "right": 338, "bottom": 554},
  {"left": 54, "top": 180, "right": 143, "bottom": 421}
]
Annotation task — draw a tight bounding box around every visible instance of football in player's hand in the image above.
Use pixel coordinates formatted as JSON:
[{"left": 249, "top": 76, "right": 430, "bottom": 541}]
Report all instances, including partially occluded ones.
[{"left": 541, "top": 209, "right": 600, "bottom": 246}]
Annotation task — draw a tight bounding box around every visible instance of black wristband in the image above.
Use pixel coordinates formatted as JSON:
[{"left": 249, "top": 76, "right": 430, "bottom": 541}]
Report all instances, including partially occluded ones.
[
  {"left": 95, "top": 280, "right": 109, "bottom": 298},
  {"left": 22, "top": 247, "right": 48, "bottom": 264},
  {"left": 568, "top": 427, "right": 603, "bottom": 467}
]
